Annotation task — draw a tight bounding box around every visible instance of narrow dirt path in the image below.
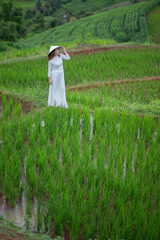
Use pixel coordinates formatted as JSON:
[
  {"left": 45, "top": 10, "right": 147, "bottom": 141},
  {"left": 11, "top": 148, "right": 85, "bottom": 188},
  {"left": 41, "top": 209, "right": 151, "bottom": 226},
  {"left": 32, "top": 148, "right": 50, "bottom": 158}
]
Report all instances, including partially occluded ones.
[
  {"left": 66, "top": 76, "right": 160, "bottom": 91},
  {"left": 1, "top": 44, "right": 160, "bottom": 64},
  {"left": 68, "top": 44, "right": 160, "bottom": 56}
]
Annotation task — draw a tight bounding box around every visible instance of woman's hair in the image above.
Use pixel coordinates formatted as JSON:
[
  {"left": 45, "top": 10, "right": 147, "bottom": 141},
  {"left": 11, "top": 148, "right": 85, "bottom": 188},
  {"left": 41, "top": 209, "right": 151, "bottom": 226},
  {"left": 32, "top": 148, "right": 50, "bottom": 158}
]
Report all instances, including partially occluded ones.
[{"left": 48, "top": 48, "right": 60, "bottom": 61}]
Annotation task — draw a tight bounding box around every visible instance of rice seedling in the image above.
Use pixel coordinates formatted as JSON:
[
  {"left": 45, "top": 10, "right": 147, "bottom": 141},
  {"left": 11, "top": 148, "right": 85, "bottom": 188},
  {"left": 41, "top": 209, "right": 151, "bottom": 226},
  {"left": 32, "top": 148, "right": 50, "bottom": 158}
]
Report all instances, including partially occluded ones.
[
  {"left": 0, "top": 48, "right": 160, "bottom": 92},
  {"left": 0, "top": 46, "right": 160, "bottom": 239}
]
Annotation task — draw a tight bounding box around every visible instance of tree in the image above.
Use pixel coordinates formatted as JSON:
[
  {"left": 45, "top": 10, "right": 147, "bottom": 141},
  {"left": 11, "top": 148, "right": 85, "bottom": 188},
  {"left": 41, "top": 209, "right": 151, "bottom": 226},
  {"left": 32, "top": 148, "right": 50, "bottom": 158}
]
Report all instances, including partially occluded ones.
[
  {"left": 36, "top": 0, "right": 42, "bottom": 10},
  {"left": 25, "top": 9, "right": 36, "bottom": 20},
  {"left": 130, "top": 0, "right": 139, "bottom": 3},
  {"left": 12, "top": 7, "right": 23, "bottom": 24},
  {"left": 0, "top": 20, "right": 18, "bottom": 41},
  {"left": 1, "top": 0, "right": 13, "bottom": 21},
  {"left": 0, "top": 0, "right": 25, "bottom": 41},
  {"left": 36, "top": 13, "right": 44, "bottom": 28}
]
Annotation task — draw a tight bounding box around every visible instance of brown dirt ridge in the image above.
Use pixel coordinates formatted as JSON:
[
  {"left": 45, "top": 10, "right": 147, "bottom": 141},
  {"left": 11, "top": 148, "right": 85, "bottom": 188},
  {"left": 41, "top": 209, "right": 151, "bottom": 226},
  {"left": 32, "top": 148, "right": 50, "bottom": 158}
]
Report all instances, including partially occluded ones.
[
  {"left": 0, "top": 91, "right": 37, "bottom": 114},
  {"left": 68, "top": 44, "right": 160, "bottom": 56},
  {"left": 1, "top": 44, "right": 160, "bottom": 64},
  {"left": 66, "top": 76, "right": 160, "bottom": 91}
]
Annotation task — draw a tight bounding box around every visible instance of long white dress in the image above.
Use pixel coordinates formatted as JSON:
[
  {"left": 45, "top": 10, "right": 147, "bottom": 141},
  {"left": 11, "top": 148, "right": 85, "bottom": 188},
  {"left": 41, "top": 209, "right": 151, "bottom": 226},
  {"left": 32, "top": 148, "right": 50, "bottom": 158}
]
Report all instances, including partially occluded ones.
[{"left": 48, "top": 53, "right": 70, "bottom": 108}]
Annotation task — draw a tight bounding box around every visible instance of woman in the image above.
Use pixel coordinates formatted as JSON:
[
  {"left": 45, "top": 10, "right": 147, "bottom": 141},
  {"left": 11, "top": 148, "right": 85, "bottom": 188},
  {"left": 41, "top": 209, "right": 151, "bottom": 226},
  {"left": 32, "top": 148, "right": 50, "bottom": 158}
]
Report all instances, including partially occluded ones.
[{"left": 48, "top": 46, "right": 70, "bottom": 108}]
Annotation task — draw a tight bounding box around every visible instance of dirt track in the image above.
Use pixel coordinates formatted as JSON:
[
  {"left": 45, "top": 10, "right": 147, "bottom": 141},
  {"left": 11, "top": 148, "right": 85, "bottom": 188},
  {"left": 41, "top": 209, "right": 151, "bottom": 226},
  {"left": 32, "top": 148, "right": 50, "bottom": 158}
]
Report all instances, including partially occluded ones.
[
  {"left": 1, "top": 44, "right": 160, "bottom": 64},
  {"left": 66, "top": 76, "right": 160, "bottom": 91},
  {"left": 68, "top": 44, "right": 160, "bottom": 56}
]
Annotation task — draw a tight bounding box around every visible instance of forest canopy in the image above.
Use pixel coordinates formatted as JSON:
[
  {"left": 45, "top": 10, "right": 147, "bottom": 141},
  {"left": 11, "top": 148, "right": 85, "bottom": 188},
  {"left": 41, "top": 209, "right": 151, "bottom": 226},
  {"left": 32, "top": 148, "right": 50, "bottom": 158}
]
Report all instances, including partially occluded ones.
[{"left": 0, "top": 0, "right": 25, "bottom": 41}]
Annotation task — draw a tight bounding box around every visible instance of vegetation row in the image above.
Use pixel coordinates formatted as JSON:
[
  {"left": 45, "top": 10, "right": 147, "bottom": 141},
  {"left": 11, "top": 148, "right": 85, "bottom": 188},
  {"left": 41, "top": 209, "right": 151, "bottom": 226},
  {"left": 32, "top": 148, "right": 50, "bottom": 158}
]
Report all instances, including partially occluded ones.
[
  {"left": 0, "top": 97, "right": 160, "bottom": 239},
  {"left": 23, "top": 0, "right": 160, "bottom": 47}
]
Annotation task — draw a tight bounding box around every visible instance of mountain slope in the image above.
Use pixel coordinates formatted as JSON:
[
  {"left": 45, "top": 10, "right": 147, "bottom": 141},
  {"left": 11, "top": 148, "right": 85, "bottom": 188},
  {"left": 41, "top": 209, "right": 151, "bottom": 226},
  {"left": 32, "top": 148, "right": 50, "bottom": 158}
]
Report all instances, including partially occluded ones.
[
  {"left": 147, "top": 5, "right": 160, "bottom": 43},
  {"left": 22, "top": 0, "right": 160, "bottom": 47}
]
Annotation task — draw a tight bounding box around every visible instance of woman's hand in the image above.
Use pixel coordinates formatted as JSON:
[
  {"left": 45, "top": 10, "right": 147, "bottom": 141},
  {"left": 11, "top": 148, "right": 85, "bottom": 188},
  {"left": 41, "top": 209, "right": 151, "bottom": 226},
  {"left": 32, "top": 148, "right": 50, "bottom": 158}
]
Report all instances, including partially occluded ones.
[
  {"left": 61, "top": 46, "right": 67, "bottom": 54},
  {"left": 61, "top": 47, "right": 66, "bottom": 51},
  {"left": 49, "top": 77, "right": 52, "bottom": 85}
]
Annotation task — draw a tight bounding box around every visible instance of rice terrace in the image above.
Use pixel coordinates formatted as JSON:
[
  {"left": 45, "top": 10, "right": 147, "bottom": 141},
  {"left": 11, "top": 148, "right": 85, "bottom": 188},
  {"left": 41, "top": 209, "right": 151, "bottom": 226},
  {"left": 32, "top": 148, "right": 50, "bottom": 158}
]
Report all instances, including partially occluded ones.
[{"left": 0, "top": 0, "right": 160, "bottom": 239}]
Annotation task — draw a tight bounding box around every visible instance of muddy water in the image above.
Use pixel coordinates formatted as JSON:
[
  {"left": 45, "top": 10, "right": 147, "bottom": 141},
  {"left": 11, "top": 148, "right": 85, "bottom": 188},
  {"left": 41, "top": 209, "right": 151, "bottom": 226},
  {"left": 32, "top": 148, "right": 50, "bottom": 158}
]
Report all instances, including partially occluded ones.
[
  {"left": 0, "top": 194, "right": 37, "bottom": 231},
  {"left": 0, "top": 155, "right": 38, "bottom": 230}
]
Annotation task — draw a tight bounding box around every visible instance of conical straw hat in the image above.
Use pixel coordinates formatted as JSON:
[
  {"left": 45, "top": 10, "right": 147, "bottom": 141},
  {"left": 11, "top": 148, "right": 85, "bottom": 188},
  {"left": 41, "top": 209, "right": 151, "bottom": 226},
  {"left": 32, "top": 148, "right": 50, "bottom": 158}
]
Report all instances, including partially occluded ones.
[{"left": 48, "top": 46, "right": 61, "bottom": 56}]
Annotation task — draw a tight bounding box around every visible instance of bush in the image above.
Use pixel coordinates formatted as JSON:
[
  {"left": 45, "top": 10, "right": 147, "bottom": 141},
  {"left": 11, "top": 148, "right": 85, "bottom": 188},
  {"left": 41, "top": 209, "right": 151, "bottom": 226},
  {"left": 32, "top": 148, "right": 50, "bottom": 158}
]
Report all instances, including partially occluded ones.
[
  {"left": 114, "top": 31, "right": 130, "bottom": 42},
  {"left": 0, "top": 20, "right": 18, "bottom": 41},
  {"left": 0, "top": 1, "right": 25, "bottom": 40},
  {"left": 25, "top": 9, "right": 36, "bottom": 20},
  {"left": 0, "top": 41, "right": 7, "bottom": 52},
  {"left": 50, "top": 18, "right": 57, "bottom": 28}
]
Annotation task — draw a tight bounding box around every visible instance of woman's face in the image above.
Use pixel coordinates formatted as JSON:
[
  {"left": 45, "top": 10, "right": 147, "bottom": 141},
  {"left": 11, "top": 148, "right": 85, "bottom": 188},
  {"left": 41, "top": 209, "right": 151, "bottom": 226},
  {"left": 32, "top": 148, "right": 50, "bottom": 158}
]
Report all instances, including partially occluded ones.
[{"left": 54, "top": 48, "right": 60, "bottom": 56}]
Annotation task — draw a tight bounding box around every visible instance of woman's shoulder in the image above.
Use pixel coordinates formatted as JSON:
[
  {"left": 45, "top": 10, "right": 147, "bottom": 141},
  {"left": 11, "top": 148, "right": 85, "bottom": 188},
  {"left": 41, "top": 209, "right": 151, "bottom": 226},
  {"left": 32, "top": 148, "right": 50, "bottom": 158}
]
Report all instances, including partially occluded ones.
[{"left": 49, "top": 58, "right": 53, "bottom": 62}]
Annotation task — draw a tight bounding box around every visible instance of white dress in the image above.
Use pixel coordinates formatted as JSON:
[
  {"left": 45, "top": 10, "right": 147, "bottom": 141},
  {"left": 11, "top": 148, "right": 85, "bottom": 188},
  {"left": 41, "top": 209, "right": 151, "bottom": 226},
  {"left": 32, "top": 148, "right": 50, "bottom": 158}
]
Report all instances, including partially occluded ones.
[{"left": 48, "top": 53, "right": 70, "bottom": 108}]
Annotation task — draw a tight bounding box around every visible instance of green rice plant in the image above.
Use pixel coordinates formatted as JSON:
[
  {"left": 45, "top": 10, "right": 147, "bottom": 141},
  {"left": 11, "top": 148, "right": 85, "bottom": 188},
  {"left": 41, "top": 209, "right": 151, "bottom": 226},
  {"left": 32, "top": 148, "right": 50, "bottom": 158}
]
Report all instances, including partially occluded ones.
[
  {"left": 26, "top": 155, "right": 38, "bottom": 198},
  {"left": 5, "top": 179, "right": 17, "bottom": 208},
  {"left": 0, "top": 103, "right": 160, "bottom": 239},
  {"left": 1, "top": 48, "right": 160, "bottom": 92},
  {"left": 0, "top": 144, "right": 6, "bottom": 194}
]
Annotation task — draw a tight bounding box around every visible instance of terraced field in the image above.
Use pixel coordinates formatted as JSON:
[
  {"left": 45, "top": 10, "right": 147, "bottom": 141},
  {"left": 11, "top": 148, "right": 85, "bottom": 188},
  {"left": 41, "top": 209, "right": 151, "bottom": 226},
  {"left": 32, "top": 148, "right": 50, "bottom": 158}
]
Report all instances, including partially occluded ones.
[
  {"left": 22, "top": 0, "right": 160, "bottom": 47},
  {"left": 0, "top": 44, "right": 160, "bottom": 239},
  {"left": 0, "top": 0, "right": 160, "bottom": 238}
]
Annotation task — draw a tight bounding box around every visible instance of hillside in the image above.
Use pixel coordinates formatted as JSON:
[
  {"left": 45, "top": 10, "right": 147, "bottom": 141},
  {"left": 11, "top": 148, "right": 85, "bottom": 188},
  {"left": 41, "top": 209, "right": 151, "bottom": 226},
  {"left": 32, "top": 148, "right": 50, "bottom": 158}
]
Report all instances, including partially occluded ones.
[
  {"left": 22, "top": 0, "right": 160, "bottom": 47},
  {"left": 147, "top": 4, "right": 160, "bottom": 43},
  {"left": 3, "top": 0, "right": 128, "bottom": 37}
]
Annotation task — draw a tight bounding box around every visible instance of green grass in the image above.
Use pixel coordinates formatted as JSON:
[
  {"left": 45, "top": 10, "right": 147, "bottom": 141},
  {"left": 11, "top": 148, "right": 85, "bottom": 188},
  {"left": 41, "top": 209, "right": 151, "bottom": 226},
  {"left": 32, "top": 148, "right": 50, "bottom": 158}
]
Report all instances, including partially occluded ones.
[
  {"left": 148, "top": 5, "right": 160, "bottom": 43},
  {"left": 5, "top": 0, "right": 35, "bottom": 9}
]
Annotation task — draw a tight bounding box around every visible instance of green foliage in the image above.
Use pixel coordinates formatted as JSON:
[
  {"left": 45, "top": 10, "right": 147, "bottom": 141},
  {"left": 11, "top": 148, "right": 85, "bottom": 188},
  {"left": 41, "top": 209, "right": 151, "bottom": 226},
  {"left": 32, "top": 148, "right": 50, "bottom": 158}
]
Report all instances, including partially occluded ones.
[
  {"left": 23, "top": 0, "right": 160, "bottom": 47},
  {"left": 148, "top": 5, "right": 160, "bottom": 43},
  {"left": 25, "top": 9, "right": 36, "bottom": 20},
  {"left": 0, "top": 41, "right": 7, "bottom": 52},
  {"left": 0, "top": 20, "right": 19, "bottom": 41},
  {"left": 0, "top": 0, "right": 25, "bottom": 41}
]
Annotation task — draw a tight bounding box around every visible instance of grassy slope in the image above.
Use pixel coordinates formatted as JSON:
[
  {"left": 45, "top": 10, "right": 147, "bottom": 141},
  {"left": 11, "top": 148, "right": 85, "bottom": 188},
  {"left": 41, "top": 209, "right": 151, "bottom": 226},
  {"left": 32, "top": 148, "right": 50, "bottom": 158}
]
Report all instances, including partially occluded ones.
[
  {"left": 147, "top": 5, "right": 160, "bottom": 43},
  {"left": 22, "top": 0, "right": 160, "bottom": 48}
]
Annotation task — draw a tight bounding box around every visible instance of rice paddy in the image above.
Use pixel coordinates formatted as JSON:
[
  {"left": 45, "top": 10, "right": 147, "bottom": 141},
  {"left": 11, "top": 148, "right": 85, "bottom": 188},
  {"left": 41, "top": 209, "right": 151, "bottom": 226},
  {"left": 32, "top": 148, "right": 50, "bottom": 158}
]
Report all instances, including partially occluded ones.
[
  {"left": 0, "top": 44, "right": 160, "bottom": 239},
  {"left": 0, "top": 0, "right": 160, "bottom": 238},
  {"left": 0, "top": 92, "right": 160, "bottom": 239},
  {"left": 0, "top": 48, "right": 160, "bottom": 89}
]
